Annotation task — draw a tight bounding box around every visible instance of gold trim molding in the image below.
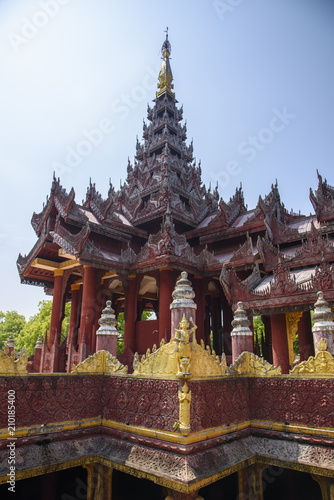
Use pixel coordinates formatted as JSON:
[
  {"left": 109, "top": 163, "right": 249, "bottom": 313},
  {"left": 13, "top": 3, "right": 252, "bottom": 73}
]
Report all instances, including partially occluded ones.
[
  {"left": 228, "top": 352, "right": 281, "bottom": 376},
  {"left": 71, "top": 350, "right": 128, "bottom": 375}
]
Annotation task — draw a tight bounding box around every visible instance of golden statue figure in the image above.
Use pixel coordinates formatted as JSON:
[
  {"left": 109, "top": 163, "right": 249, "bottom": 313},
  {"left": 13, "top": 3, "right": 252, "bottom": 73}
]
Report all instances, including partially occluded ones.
[
  {"left": 174, "top": 315, "right": 197, "bottom": 379},
  {"left": 178, "top": 382, "right": 191, "bottom": 436}
]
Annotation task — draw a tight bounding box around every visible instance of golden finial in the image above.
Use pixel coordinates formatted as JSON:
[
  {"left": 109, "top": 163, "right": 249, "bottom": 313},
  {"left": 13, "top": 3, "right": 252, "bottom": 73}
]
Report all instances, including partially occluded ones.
[{"left": 157, "top": 28, "right": 174, "bottom": 97}]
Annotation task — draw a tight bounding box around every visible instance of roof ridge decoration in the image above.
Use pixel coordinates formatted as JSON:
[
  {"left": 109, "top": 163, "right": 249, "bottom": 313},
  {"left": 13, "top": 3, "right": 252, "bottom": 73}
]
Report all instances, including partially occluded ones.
[
  {"left": 209, "top": 185, "right": 247, "bottom": 230},
  {"left": 31, "top": 173, "right": 75, "bottom": 236},
  {"left": 0, "top": 347, "right": 28, "bottom": 375},
  {"left": 133, "top": 209, "right": 219, "bottom": 271},
  {"left": 310, "top": 170, "right": 334, "bottom": 222},
  {"left": 132, "top": 315, "right": 226, "bottom": 379},
  {"left": 227, "top": 351, "right": 281, "bottom": 376},
  {"left": 290, "top": 338, "right": 334, "bottom": 376},
  {"left": 71, "top": 350, "right": 128, "bottom": 375},
  {"left": 83, "top": 178, "right": 115, "bottom": 222}
]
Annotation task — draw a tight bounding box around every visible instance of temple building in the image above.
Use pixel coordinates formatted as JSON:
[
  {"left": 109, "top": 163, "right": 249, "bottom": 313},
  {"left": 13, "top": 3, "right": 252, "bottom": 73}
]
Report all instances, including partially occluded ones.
[{"left": 0, "top": 33, "right": 333, "bottom": 499}]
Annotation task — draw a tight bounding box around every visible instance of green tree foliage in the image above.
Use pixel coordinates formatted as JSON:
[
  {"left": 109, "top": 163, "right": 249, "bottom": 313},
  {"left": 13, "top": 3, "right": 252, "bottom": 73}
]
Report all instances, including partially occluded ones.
[
  {"left": 15, "top": 301, "right": 71, "bottom": 357},
  {"left": 0, "top": 311, "right": 26, "bottom": 350},
  {"left": 253, "top": 316, "right": 265, "bottom": 355}
]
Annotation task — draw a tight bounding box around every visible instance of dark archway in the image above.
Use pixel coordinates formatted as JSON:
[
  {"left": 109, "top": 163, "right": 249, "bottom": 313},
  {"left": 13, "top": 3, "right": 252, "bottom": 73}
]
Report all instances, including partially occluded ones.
[
  {"left": 198, "top": 472, "right": 238, "bottom": 499},
  {"left": 262, "top": 466, "right": 322, "bottom": 500},
  {"left": 0, "top": 466, "right": 87, "bottom": 500},
  {"left": 112, "top": 469, "right": 163, "bottom": 500}
]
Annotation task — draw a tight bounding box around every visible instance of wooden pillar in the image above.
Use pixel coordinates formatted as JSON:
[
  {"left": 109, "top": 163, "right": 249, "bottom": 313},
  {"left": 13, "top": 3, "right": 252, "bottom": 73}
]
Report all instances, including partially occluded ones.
[
  {"left": 212, "top": 296, "right": 222, "bottom": 355},
  {"left": 204, "top": 301, "right": 211, "bottom": 347},
  {"left": 124, "top": 275, "right": 137, "bottom": 352},
  {"left": 193, "top": 276, "right": 205, "bottom": 343},
  {"left": 222, "top": 295, "right": 233, "bottom": 356},
  {"left": 92, "top": 283, "right": 109, "bottom": 353},
  {"left": 79, "top": 266, "right": 96, "bottom": 352},
  {"left": 238, "top": 464, "right": 264, "bottom": 500},
  {"left": 270, "top": 313, "right": 290, "bottom": 374},
  {"left": 48, "top": 269, "right": 64, "bottom": 348},
  {"left": 68, "top": 284, "right": 81, "bottom": 348},
  {"left": 85, "top": 463, "right": 112, "bottom": 500},
  {"left": 298, "top": 310, "right": 314, "bottom": 361},
  {"left": 159, "top": 267, "right": 174, "bottom": 343}
]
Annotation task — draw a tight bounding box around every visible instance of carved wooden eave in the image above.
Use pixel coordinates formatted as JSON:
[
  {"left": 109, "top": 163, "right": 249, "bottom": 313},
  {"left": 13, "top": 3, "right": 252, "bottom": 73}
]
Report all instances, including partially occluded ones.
[
  {"left": 71, "top": 350, "right": 128, "bottom": 375},
  {"left": 50, "top": 218, "right": 90, "bottom": 258},
  {"left": 225, "top": 232, "right": 257, "bottom": 269},
  {"left": 221, "top": 258, "right": 334, "bottom": 314},
  {"left": 17, "top": 231, "right": 49, "bottom": 278},
  {"left": 269, "top": 215, "right": 310, "bottom": 245},
  {"left": 290, "top": 339, "right": 334, "bottom": 376},
  {"left": 220, "top": 264, "right": 262, "bottom": 307},
  {"left": 0, "top": 348, "right": 28, "bottom": 375},
  {"left": 227, "top": 352, "right": 281, "bottom": 376},
  {"left": 309, "top": 171, "right": 334, "bottom": 223},
  {"left": 258, "top": 225, "right": 334, "bottom": 272}
]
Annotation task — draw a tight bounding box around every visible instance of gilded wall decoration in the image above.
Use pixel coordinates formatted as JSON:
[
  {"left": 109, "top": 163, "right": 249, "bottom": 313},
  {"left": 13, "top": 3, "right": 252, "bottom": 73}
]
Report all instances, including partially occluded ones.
[
  {"left": 0, "top": 347, "right": 28, "bottom": 375},
  {"left": 290, "top": 338, "right": 334, "bottom": 376},
  {"left": 132, "top": 316, "right": 226, "bottom": 379},
  {"left": 227, "top": 352, "right": 281, "bottom": 376},
  {"left": 71, "top": 350, "right": 128, "bottom": 375}
]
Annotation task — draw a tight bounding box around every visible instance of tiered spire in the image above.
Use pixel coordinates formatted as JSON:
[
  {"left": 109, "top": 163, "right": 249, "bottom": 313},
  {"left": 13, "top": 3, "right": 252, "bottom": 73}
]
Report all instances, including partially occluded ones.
[{"left": 119, "top": 31, "right": 219, "bottom": 229}]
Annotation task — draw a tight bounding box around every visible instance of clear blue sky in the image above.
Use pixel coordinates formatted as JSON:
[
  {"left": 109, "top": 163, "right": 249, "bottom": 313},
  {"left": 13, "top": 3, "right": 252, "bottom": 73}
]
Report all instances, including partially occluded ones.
[{"left": 0, "top": 0, "right": 333, "bottom": 318}]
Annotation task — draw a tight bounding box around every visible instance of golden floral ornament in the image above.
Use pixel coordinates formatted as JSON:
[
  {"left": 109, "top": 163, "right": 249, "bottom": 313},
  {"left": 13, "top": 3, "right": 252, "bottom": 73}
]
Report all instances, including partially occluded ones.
[
  {"left": 227, "top": 352, "right": 281, "bottom": 376},
  {"left": 71, "top": 350, "right": 128, "bottom": 375},
  {"left": 0, "top": 347, "right": 28, "bottom": 375},
  {"left": 132, "top": 316, "right": 226, "bottom": 379},
  {"left": 290, "top": 338, "right": 334, "bottom": 376}
]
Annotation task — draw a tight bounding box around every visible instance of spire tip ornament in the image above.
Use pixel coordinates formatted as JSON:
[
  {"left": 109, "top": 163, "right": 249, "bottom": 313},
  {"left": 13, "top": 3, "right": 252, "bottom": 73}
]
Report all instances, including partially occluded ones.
[{"left": 157, "top": 29, "right": 174, "bottom": 97}]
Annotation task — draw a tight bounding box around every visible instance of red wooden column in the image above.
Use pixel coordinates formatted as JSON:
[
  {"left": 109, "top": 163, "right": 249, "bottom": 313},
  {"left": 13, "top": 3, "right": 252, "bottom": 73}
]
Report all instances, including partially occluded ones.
[
  {"left": 68, "top": 284, "right": 81, "bottom": 348},
  {"left": 124, "top": 275, "right": 137, "bottom": 352},
  {"left": 48, "top": 269, "right": 64, "bottom": 348},
  {"left": 298, "top": 310, "right": 314, "bottom": 361},
  {"left": 158, "top": 267, "right": 174, "bottom": 343},
  {"left": 78, "top": 266, "right": 96, "bottom": 352},
  {"left": 222, "top": 295, "right": 233, "bottom": 356},
  {"left": 91, "top": 282, "right": 109, "bottom": 353},
  {"left": 270, "top": 313, "right": 290, "bottom": 373},
  {"left": 212, "top": 295, "right": 223, "bottom": 355},
  {"left": 204, "top": 302, "right": 211, "bottom": 347},
  {"left": 193, "top": 275, "right": 205, "bottom": 343}
]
